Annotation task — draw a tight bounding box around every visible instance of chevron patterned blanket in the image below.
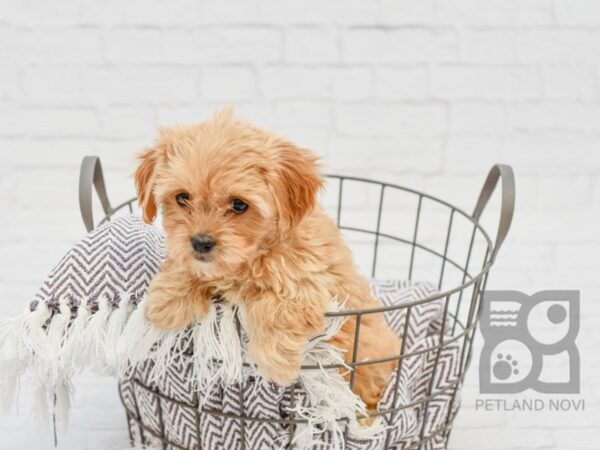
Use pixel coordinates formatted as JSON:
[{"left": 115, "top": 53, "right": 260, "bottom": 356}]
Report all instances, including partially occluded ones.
[{"left": 0, "top": 215, "right": 460, "bottom": 450}]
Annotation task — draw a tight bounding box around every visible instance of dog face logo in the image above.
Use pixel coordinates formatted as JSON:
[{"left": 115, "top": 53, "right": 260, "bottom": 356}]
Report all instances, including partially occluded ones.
[
  {"left": 479, "top": 290, "right": 580, "bottom": 394},
  {"left": 134, "top": 109, "right": 323, "bottom": 280}
]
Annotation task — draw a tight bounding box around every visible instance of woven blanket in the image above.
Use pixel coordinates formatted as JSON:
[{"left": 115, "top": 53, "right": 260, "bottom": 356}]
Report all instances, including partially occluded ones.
[{"left": 0, "top": 215, "right": 460, "bottom": 450}]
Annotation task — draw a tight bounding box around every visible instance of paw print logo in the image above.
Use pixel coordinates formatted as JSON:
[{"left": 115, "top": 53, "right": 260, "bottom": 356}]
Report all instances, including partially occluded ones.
[
  {"left": 485, "top": 339, "right": 531, "bottom": 386},
  {"left": 494, "top": 354, "right": 519, "bottom": 380},
  {"left": 480, "top": 291, "right": 579, "bottom": 394}
]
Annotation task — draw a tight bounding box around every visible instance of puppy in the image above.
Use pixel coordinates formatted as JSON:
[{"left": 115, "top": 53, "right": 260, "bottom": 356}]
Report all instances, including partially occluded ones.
[{"left": 135, "top": 109, "right": 401, "bottom": 409}]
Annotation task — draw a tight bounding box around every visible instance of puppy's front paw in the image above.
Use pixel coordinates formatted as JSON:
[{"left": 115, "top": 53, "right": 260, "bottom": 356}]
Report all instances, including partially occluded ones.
[
  {"left": 249, "top": 342, "right": 302, "bottom": 386},
  {"left": 146, "top": 294, "right": 208, "bottom": 331},
  {"left": 259, "top": 360, "right": 301, "bottom": 386}
]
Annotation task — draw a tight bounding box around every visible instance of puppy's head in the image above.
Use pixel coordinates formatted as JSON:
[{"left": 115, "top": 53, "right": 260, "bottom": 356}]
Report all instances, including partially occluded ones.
[{"left": 134, "top": 109, "right": 323, "bottom": 279}]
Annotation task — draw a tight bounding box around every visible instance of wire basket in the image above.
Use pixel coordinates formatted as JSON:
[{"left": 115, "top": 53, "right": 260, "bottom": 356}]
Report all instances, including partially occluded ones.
[{"left": 79, "top": 157, "right": 515, "bottom": 450}]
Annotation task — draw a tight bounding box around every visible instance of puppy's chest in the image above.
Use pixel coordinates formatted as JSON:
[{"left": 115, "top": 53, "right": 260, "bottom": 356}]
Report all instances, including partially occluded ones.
[
  {"left": 208, "top": 273, "right": 310, "bottom": 305},
  {"left": 208, "top": 249, "right": 332, "bottom": 304},
  {"left": 208, "top": 279, "right": 262, "bottom": 306}
]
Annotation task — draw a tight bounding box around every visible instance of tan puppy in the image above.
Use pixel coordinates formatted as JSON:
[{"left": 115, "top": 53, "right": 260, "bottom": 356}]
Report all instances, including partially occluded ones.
[{"left": 135, "top": 109, "right": 401, "bottom": 409}]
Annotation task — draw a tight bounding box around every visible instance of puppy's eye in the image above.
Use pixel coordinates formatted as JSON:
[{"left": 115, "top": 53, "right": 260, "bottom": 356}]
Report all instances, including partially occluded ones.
[
  {"left": 231, "top": 198, "right": 248, "bottom": 214},
  {"left": 176, "top": 192, "right": 190, "bottom": 206}
]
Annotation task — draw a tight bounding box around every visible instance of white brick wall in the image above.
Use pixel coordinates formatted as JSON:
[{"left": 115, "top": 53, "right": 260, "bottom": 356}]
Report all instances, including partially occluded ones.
[{"left": 1, "top": 1, "right": 599, "bottom": 449}]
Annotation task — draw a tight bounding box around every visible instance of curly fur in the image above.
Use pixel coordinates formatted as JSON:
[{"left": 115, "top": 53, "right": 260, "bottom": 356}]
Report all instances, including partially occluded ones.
[{"left": 134, "top": 108, "right": 401, "bottom": 409}]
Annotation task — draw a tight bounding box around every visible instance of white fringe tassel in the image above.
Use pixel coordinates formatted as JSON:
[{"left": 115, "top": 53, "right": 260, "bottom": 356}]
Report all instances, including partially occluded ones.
[
  {"left": 0, "top": 295, "right": 382, "bottom": 450},
  {"left": 0, "top": 296, "right": 132, "bottom": 428},
  {"left": 291, "top": 299, "right": 386, "bottom": 450}
]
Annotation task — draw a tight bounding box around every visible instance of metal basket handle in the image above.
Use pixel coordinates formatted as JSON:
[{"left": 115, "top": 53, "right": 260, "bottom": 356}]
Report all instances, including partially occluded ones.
[
  {"left": 79, "top": 156, "right": 112, "bottom": 232},
  {"left": 472, "top": 164, "right": 515, "bottom": 262}
]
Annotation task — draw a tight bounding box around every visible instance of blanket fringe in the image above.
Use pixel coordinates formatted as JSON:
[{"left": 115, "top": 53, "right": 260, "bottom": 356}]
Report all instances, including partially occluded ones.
[
  {"left": 0, "top": 295, "right": 381, "bottom": 450},
  {"left": 290, "top": 297, "right": 385, "bottom": 449},
  {"left": 63, "top": 301, "right": 91, "bottom": 371}
]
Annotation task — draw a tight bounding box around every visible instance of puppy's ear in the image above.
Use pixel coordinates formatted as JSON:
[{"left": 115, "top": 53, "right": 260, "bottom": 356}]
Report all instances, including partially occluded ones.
[
  {"left": 134, "top": 148, "right": 160, "bottom": 224},
  {"left": 272, "top": 144, "right": 323, "bottom": 235}
]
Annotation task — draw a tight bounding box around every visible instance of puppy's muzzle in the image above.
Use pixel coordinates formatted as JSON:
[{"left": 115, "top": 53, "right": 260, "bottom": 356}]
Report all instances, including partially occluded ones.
[{"left": 191, "top": 234, "right": 216, "bottom": 255}]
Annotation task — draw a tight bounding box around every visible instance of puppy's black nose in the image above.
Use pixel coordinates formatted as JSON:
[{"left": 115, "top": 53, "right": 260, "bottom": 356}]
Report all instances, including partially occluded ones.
[{"left": 191, "top": 234, "right": 216, "bottom": 254}]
